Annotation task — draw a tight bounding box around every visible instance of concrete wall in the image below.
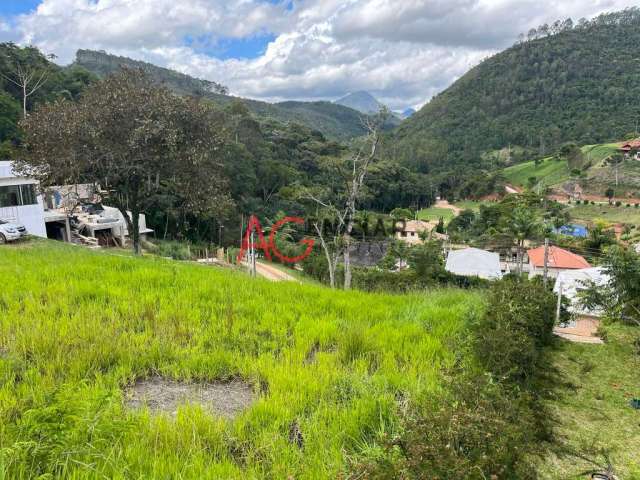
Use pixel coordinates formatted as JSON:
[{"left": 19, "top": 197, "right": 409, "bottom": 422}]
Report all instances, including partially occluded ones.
[{"left": 0, "top": 162, "right": 47, "bottom": 238}]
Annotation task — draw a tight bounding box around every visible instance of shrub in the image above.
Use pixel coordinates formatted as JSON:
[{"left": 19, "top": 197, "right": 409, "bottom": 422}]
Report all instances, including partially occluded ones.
[
  {"left": 154, "top": 240, "right": 192, "bottom": 260},
  {"left": 472, "top": 276, "right": 556, "bottom": 384}
]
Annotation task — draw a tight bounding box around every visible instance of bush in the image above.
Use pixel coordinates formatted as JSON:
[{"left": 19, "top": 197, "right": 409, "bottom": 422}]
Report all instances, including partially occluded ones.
[
  {"left": 152, "top": 240, "right": 192, "bottom": 260},
  {"left": 472, "top": 276, "right": 556, "bottom": 384},
  {"left": 354, "top": 373, "right": 542, "bottom": 479}
]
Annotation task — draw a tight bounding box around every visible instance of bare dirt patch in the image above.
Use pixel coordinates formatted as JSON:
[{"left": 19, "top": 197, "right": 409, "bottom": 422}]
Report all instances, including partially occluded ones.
[{"left": 125, "top": 377, "right": 256, "bottom": 418}]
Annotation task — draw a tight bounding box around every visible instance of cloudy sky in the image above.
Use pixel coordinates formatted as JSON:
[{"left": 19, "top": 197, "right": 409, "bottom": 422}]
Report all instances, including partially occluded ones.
[{"left": 1, "top": 0, "right": 638, "bottom": 110}]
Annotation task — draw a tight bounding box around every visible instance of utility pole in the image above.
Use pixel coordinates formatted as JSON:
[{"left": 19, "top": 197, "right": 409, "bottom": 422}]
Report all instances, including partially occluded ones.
[
  {"left": 543, "top": 238, "right": 549, "bottom": 288},
  {"left": 556, "top": 281, "right": 563, "bottom": 323}
]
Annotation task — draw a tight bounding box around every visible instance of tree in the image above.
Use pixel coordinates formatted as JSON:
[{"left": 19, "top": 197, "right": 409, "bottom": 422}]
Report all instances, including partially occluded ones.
[
  {"left": 505, "top": 206, "right": 541, "bottom": 274},
  {"left": 605, "top": 187, "right": 615, "bottom": 203},
  {"left": 580, "top": 246, "right": 640, "bottom": 326},
  {"left": 18, "top": 69, "right": 232, "bottom": 254},
  {"left": 0, "top": 43, "right": 54, "bottom": 118},
  {"left": 301, "top": 110, "right": 388, "bottom": 289}
]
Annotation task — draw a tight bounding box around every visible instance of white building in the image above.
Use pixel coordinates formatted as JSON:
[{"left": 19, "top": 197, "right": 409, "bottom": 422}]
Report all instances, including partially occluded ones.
[
  {"left": 445, "top": 247, "right": 503, "bottom": 280},
  {"left": 0, "top": 161, "right": 47, "bottom": 237},
  {"left": 553, "top": 267, "right": 610, "bottom": 341}
]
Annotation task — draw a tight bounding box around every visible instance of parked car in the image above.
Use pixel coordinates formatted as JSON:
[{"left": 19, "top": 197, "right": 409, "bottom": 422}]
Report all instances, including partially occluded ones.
[{"left": 0, "top": 219, "right": 28, "bottom": 244}]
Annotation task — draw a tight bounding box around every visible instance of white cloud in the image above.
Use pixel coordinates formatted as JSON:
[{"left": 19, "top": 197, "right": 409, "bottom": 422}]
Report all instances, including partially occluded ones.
[{"left": 4, "top": 0, "right": 640, "bottom": 109}]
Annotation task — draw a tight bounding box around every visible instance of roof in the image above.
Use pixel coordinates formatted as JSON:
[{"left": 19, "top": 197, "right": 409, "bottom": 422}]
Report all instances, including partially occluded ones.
[
  {"left": 553, "top": 267, "right": 610, "bottom": 317},
  {"left": 527, "top": 246, "right": 590, "bottom": 269},
  {"left": 402, "top": 220, "right": 433, "bottom": 232},
  {"left": 445, "top": 247, "right": 502, "bottom": 280},
  {"left": 620, "top": 139, "right": 640, "bottom": 150}
]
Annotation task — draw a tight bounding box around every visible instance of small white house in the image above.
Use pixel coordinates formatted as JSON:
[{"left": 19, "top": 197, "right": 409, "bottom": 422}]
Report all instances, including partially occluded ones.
[
  {"left": 445, "top": 247, "right": 503, "bottom": 280},
  {"left": 553, "top": 267, "right": 610, "bottom": 341},
  {"left": 0, "top": 161, "right": 47, "bottom": 237}
]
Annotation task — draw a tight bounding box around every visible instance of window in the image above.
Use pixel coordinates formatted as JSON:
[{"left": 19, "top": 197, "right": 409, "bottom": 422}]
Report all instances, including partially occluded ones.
[{"left": 0, "top": 184, "right": 38, "bottom": 207}]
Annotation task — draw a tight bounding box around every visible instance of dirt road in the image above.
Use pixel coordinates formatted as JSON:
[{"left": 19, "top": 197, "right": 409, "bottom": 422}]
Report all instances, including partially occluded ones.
[
  {"left": 252, "top": 261, "right": 299, "bottom": 282},
  {"left": 435, "top": 199, "right": 462, "bottom": 215}
]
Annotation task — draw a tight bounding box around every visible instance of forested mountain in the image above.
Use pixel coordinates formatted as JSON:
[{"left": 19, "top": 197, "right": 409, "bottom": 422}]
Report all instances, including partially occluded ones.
[
  {"left": 391, "top": 8, "right": 640, "bottom": 174},
  {"left": 73, "top": 50, "right": 394, "bottom": 141}
]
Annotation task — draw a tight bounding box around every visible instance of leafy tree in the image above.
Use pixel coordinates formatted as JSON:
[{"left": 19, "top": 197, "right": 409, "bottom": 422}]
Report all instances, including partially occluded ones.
[
  {"left": 581, "top": 246, "right": 640, "bottom": 326},
  {"left": 390, "top": 207, "right": 412, "bottom": 221},
  {"left": 504, "top": 206, "right": 542, "bottom": 274},
  {"left": 605, "top": 187, "right": 615, "bottom": 202},
  {"left": 18, "top": 69, "right": 232, "bottom": 254}
]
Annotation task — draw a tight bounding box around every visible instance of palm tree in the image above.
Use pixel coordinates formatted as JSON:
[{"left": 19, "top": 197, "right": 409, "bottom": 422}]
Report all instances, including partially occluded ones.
[{"left": 506, "top": 207, "right": 541, "bottom": 275}]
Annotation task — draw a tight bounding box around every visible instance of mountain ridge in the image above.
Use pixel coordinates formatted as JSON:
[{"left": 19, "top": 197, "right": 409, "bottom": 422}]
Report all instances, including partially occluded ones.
[{"left": 73, "top": 50, "right": 399, "bottom": 141}]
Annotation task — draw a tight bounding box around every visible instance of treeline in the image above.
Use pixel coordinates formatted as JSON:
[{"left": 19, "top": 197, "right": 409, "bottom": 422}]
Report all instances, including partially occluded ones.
[{"left": 2, "top": 43, "right": 432, "bottom": 246}]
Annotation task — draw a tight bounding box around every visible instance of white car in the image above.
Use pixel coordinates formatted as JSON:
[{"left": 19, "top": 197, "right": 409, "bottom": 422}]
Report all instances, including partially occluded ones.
[{"left": 0, "top": 219, "right": 28, "bottom": 244}]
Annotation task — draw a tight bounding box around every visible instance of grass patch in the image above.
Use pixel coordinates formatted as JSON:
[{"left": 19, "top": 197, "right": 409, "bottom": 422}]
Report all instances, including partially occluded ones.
[
  {"left": 0, "top": 241, "right": 481, "bottom": 479},
  {"left": 503, "top": 157, "right": 571, "bottom": 188},
  {"left": 417, "top": 207, "right": 456, "bottom": 221},
  {"left": 569, "top": 203, "right": 640, "bottom": 224},
  {"left": 540, "top": 325, "right": 640, "bottom": 479}
]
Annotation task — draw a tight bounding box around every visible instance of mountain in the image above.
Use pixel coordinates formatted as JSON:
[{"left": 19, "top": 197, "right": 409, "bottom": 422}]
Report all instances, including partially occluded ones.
[
  {"left": 392, "top": 8, "right": 640, "bottom": 174},
  {"left": 399, "top": 108, "right": 416, "bottom": 119},
  {"left": 335, "top": 91, "right": 385, "bottom": 114},
  {"left": 73, "top": 50, "right": 387, "bottom": 141}
]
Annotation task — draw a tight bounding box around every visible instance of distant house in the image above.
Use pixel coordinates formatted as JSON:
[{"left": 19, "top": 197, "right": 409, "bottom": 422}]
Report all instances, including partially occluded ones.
[
  {"left": 527, "top": 246, "right": 590, "bottom": 279},
  {"left": 619, "top": 138, "right": 640, "bottom": 160},
  {"left": 553, "top": 224, "right": 588, "bottom": 238},
  {"left": 0, "top": 161, "right": 47, "bottom": 237},
  {"left": 445, "top": 247, "right": 502, "bottom": 280},
  {"left": 396, "top": 220, "right": 447, "bottom": 244},
  {"left": 553, "top": 267, "right": 610, "bottom": 341}
]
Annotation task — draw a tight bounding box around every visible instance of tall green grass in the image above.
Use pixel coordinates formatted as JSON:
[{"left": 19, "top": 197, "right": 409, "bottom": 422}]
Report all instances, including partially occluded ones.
[{"left": 0, "top": 241, "right": 481, "bottom": 479}]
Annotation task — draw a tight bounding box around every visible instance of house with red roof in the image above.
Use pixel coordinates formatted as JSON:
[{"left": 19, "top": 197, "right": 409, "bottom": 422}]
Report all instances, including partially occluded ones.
[
  {"left": 619, "top": 139, "right": 640, "bottom": 160},
  {"left": 527, "top": 245, "right": 590, "bottom": 279}
]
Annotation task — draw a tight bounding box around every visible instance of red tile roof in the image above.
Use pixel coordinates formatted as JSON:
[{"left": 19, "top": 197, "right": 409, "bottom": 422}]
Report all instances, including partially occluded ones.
[
  {"left": 620, "top": 139, "right": 640, "bottom": 150},
  {"left": 527, "top": 246, "right": 591, "bottom": 269}
]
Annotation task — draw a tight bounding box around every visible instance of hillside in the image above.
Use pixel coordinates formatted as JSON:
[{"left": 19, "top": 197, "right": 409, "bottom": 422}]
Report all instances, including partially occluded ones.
[
  {"left": 0, "top": 241, "right": 479, "bottom": 479},
  {"left": 503, "top": 141, "right": 640, "bottom": 197},
  {"left": 392, "top": 8, "right": 640, "bottom": 173},
  {"left": 73, "top": 50, "right": 393, "bottom": 141}
]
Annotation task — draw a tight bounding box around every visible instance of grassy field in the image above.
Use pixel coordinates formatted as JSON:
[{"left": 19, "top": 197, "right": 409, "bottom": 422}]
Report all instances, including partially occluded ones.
[
  {"left": 0, "top": 241, "right": 480, "bottom": 479},
  {"left": 568, "top": 203, "right": 640, "bottom": 224},
  {"left": 540, "top": 325, "right": 640, "bottom": 479},
  {"left": 416, "top": 207, "right": 456, "bottom": 222},
  {"left": 502, "top": 157, "right": 571, "bottom": 188}
]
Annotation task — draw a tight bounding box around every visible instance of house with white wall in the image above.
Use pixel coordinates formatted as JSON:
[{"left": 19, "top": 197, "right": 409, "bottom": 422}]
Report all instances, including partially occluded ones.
[{"left": 0, "top": 161, "right": 47, "bottom": 237}]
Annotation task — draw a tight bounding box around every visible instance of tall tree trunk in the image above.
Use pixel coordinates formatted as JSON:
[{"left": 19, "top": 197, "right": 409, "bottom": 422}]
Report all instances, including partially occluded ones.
[
  {"left": 314, "top": 221, "right": 336, "bottom": 288},
  {"left": 22, "top": 84, "right": 27, "bottom": 119},
  {"left": 343, "top": 218, "right": 355, "bottom": 290}
]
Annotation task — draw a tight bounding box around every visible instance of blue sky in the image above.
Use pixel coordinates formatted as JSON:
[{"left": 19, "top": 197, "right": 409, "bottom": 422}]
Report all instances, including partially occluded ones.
[
  {"left": 2, "top": 0, "right": 638, "bottom": 109},
  {"left": 0, "top": 1, "right": 41, "bottom": 16}
]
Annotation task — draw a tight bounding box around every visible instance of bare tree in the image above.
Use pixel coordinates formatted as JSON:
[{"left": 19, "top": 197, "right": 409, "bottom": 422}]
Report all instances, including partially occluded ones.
[
  {"left": 302, "top": 111, "right": 387, "bottom": 289},
  {"left": 0, "top": 48, "right": 54, "bottom": 118}
]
